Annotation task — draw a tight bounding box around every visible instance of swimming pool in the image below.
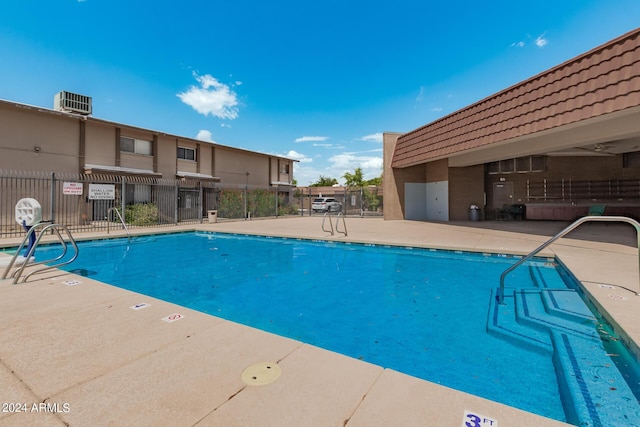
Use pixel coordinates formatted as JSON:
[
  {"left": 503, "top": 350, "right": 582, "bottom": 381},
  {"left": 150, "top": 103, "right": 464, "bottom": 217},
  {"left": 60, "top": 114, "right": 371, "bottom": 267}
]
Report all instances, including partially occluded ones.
[{"left": 33, "top": 231, "right": 640, "bottom": 425}]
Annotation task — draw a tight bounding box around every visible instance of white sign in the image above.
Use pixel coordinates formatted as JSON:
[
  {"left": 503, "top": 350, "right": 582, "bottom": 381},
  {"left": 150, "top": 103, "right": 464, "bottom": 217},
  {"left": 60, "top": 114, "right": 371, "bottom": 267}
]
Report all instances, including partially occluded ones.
[
  {"left": 63, "top": 280, "right": 81, "bottom": 286},
  {"left": 463, "top": 411, "right": 497, "bottom": 427},
  {"left": 63, "top": 182, "right": 83, "bottom": 195},
  {"left": 162, "top": 313, "right": 185, "bottom": 323},
  {"left": 130, "top": 303, "right": 151, "bottom": 310},
  {"left": 88, "top": 184, "right": 115, "bottom": 200}
]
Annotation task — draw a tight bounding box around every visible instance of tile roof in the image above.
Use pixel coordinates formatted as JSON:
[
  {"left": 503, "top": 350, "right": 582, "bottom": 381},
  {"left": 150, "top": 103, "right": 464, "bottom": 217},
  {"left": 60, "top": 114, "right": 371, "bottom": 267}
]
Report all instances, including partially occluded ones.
[{"left": 392, "top": 28, "right": 640, "bottom": 168}]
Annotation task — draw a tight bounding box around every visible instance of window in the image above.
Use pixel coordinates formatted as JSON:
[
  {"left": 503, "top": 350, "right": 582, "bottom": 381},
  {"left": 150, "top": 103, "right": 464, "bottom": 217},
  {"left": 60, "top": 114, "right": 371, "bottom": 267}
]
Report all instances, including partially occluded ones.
[
  {"left": 623, "top": 152, "right": 640, "bottom": 168},
  {"left": 279, "top": 163, "right": 290, "bottom": 174},
  {"left": 125, "top": 184, "right": 151, "bottom": 204},
  {"left": 487, "top": 156, "right": 545, "bottom": 174},
  {"left": 177, "top": 146, "right": 196, "bottom": 161},
  {"left": 120, "top": 137, "right": 152, "bottom": 155}
]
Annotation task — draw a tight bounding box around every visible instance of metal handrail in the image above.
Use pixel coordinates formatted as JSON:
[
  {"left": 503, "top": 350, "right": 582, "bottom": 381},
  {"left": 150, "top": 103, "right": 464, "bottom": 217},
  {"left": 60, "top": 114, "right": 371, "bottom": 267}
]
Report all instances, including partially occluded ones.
[
  {"left": 335, "top": 212, "right": 348, "bottom": 236},
  {"left": 498, "top": 215, "right": 640, "bottom": 304},
  {"left": 321, "top": 212, "right": 335, "bottom": 235},
  {"left": 107, "top": 207, "right": 130, "bottom": 238},
  {"left": 2, "top": 223, "right": 79, "bottom": 284}
]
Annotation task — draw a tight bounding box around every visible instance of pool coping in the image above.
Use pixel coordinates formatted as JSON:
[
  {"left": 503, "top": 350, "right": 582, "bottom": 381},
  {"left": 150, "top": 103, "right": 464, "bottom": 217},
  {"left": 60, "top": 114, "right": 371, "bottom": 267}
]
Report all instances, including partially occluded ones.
[{"left": 1, "top": 217, "right": 638, "bottom": 426}]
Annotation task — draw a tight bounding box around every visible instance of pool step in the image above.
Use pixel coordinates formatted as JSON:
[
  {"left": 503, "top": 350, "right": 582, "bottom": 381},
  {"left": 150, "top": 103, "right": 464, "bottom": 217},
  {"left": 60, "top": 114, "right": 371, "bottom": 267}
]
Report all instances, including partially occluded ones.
[
  {"left": 487, "top": 288, "right": 640, "bottom": 426},
  {"left": 527, "top": 263, "right": 567, "bottom": 290},
  {"left": 515, "top": 289, "right": 599, "bottom": 341},
  {"left": 487, "top": 289, "right": 553, "bottom": 354},
  {"left": 552, "top": 331, "right": 640, "bottom": 426}
]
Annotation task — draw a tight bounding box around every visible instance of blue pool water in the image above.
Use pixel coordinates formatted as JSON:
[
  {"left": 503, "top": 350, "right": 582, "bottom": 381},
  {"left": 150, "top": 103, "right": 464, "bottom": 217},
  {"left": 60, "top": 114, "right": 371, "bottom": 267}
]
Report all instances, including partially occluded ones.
[{"left": 31, "top": 232, "right": 640, "bottom": 424}]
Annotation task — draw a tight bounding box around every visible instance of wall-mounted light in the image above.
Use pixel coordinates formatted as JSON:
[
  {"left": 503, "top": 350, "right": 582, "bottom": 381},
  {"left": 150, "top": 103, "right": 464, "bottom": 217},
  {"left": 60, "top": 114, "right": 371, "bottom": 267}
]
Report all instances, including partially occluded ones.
[{"left": 34, "top": 146, "right": 41, "bottom": 153}]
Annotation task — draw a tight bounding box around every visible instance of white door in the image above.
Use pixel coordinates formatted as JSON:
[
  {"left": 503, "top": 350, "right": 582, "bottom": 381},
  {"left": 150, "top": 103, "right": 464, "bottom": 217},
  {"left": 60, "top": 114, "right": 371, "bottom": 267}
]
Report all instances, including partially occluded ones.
[
  {"left": 426, "top": 181, "right": 449, "bottom": 221},
  {"left": 405, "top": 183, "right": 427, "bottom": 220}
]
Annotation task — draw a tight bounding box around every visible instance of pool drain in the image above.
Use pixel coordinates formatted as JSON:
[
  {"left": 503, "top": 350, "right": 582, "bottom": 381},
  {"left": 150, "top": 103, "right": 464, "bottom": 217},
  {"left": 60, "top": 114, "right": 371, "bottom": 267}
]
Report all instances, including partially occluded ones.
[{"left": 241, "top": 362, "right": 281, "bottom": 386}]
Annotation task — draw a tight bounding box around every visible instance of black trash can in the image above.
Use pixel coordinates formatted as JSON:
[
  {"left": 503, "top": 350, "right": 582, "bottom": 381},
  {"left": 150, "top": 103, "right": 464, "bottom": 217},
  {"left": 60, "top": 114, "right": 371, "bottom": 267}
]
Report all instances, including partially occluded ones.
[{"left": 469, "top": 205, "right": 481, "bottom": 221}]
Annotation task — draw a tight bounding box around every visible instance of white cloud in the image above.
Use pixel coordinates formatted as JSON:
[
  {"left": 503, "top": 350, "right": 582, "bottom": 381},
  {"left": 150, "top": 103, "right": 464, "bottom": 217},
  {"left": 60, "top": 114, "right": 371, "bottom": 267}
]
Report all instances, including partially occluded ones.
[
  {"left": 177, "top": 73, "right": 239, "bottom": 119},
  {"left": 431, "top": 107, "right": 442, "bottom": 112},
  {"left": 511, "top": 41, "right": 525, "bottom": 48},
  {"left": 327, "top": 152, "right": 383, "bottom": 182},
  {"left": 416, "top": 86, "right": 425, "bottom": 102},
  {"left": 196, "top": 129, "right": 216, "bottom": 143},
  {"left": 285, "top": 150, "right": 313, "bottom": 163},
  {"left": 295, "top": 136, "right": 328, "bottom": 143},
  {"left": 359, "top": 133, "right": 383, "bottom": 143},
  {"left": 535, "top": 34, "right": 548, "bottom": 47}
]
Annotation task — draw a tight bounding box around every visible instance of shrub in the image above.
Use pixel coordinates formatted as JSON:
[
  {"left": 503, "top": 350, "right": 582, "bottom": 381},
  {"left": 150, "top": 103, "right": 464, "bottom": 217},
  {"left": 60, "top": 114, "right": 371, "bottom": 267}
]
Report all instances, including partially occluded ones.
[{"left": 124, "top": 203, "right": 159, "bottom": 226}]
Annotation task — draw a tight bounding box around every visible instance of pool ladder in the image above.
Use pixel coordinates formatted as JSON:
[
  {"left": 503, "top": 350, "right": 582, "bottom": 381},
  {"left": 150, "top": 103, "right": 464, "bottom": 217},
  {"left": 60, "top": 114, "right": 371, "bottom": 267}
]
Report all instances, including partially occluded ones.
[
  {"left": 322, "top": 212, "right": 348, "bottom": 236},
  {"left": 1, "top": 222, "right": 79, "bottom": 284},
  {"left": 498, "top": 215, "right": 640, "bottom": 304}
]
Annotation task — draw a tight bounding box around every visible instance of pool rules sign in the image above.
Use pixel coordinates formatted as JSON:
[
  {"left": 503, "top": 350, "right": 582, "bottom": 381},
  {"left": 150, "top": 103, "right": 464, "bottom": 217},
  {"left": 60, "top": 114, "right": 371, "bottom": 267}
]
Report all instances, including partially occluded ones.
[{"left": 88, "top": 184, "right": 115, "bottom": 200}]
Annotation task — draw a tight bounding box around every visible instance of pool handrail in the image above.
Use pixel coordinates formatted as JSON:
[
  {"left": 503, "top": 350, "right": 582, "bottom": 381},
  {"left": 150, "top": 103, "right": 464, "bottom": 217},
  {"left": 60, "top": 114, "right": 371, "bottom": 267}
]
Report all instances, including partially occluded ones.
[
  {"left": 107, "top": 207, "right": 130, "bottom": 239},
  {"left": 321, "top": 212, "right": 335, "bottom": 235},
  {"left": 498, "top": 215, "right": 640, "bottom": 305},
  {"left": 335, "top": 212, "right": 348, "bottom": 236},
  {"left": 2, "top": 222, "right": 79, "bottom": 284}
]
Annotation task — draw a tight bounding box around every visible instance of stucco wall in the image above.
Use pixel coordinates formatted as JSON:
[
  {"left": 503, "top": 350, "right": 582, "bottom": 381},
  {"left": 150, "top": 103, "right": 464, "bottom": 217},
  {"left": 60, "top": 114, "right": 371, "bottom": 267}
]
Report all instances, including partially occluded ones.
[
  {"left": 216, "top": 148, "right": 269, "bottom": 186},
  {"left": 85, "top": 122, "right": 115, "bottom": 168},
  {"left": 0, "top": 104, "right": 80, "bottom": 173}
]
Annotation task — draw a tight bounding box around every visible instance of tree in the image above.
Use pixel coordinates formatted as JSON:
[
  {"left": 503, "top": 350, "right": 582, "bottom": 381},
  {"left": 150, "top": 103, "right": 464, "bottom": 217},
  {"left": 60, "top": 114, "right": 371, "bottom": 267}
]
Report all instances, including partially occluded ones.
[
  {"left": 365, "top": 175, "right": 382, "bottom": 186},
  {"left": 342, "top": 168, "right": 364, "bottom": 188},
  {"left": 310, "top": 175, "right": 338, "bottom": 187}
]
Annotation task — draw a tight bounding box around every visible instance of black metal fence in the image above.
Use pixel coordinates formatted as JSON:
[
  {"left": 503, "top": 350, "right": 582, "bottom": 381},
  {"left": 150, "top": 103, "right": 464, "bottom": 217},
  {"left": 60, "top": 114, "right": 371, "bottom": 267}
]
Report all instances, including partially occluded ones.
[
  {"left": 296, "top": 186, "right": 384, "bottom": 217},
  {"left": 0, "top": 170, "right": 300, "bottom": 238}
]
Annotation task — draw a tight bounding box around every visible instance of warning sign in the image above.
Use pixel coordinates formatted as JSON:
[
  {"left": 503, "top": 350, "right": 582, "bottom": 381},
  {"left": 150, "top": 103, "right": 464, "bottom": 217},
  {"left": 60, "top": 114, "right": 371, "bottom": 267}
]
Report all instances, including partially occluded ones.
[
  {"left": 63, "top": 182, "right": 83, "bottom": 195},
  {"left": 88, "top": 184, "right": 115, "bottom": 200},
  {"left": 162, "top": 313, "right": 185, "bottom": 323}
]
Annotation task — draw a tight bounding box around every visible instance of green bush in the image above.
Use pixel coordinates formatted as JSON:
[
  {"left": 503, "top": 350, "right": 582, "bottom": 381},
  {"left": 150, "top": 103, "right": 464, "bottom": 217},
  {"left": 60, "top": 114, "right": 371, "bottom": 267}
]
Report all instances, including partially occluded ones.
[
  {"left": 123, "top": 203, "right": 159, "bottom": 226},
  {"left": 218, "top": 190, "right": 244, "bottom": 219}
]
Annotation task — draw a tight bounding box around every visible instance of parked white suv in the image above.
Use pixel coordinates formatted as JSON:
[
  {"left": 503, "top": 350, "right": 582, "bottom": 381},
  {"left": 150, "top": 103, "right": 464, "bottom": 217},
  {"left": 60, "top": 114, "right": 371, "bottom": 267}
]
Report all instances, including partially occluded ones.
[{"left": 312, "top": 197, "right": 342, "bottom": 213}]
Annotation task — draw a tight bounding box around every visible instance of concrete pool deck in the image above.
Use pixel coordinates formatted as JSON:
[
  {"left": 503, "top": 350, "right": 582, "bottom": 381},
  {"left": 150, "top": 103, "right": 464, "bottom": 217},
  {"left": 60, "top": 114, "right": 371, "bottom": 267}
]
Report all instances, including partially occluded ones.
[{"left": 1, "top": 217, "right": 638, "bottom": 426}]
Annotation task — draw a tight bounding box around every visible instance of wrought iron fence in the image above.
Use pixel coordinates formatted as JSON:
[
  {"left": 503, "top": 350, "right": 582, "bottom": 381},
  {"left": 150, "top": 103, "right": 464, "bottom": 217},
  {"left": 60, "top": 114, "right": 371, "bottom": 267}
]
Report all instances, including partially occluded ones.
[
  {"left": 0, "top": 170, "right": 299, "bottom": 238},
  {"left": 295, "top": 186, "right": 384, "bottom": 217}
]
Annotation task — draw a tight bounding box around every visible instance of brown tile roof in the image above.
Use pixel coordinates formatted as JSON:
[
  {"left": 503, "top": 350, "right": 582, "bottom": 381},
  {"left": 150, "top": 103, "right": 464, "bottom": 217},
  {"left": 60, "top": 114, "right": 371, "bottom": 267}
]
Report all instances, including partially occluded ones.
[{"left": 392, "top": 28, "right": 640, "bottom": 168}]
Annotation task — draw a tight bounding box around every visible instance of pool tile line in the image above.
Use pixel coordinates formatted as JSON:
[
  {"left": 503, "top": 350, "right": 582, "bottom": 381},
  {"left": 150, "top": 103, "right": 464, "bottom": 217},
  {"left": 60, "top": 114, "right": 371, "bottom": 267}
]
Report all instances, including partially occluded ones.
[
  {"left": 518, "top": 289, "right": 599, "bottom": 340},
  {"left": 493, "top": 286, "right": 640, "bottom": 425},
  {"left": 556, "top": 333, "right": 602, "bottom": 426}
]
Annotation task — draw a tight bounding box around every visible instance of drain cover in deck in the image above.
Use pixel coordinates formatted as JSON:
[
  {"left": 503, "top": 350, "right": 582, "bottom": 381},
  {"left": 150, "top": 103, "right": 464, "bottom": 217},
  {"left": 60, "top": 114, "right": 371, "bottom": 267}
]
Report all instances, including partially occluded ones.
[{"left": 241, "top": 362, "right": 281, "bottom": 386}]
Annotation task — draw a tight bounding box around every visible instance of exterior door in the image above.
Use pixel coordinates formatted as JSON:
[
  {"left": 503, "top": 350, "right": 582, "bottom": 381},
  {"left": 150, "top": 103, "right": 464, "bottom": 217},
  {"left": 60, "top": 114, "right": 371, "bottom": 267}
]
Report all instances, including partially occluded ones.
[{"left": 493, "top": 182, "right": 513, "bottom": 209}]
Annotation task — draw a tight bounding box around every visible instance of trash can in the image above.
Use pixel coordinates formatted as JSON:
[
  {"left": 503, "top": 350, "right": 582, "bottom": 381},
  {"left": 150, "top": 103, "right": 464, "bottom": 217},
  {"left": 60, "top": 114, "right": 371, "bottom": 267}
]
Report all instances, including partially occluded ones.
[
  {"left": 207, "top": 210, "right": 218, "bottom": 223},
  {"left": 469, "top": 205, "right": 481, "bottom": 221}
]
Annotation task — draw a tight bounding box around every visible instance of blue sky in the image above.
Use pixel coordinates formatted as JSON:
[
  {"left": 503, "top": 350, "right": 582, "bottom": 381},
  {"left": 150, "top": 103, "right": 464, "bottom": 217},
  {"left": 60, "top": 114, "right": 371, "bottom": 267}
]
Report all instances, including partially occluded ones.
[{"left": 1, "top": 1, "right": 639, "bottom": 185}]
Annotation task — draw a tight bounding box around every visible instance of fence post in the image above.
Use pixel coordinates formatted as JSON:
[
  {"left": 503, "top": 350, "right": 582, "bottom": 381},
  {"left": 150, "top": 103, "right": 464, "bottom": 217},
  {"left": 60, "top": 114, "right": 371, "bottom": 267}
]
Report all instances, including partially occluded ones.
[
  {"left": 50, "top": 172, "right": 56, "bottom": 223},
  {"left": 275, "top": 185, "right": 279, "bottom": 218},
  {"left": 121, "top": 176, "right": 126, "bottom": 219},
  {"left": 199, "top": 185, "right": 203, "bottom": 223},
  {"left": 174, "top": 185, "right": 178, "bottom": 224}
]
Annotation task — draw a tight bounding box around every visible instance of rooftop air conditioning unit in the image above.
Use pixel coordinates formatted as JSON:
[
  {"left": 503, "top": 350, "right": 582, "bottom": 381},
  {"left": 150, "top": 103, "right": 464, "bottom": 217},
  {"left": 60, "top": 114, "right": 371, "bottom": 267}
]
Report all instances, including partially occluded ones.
[{"left": 53, "top": 91, "right": 92, "bottom": 115}]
